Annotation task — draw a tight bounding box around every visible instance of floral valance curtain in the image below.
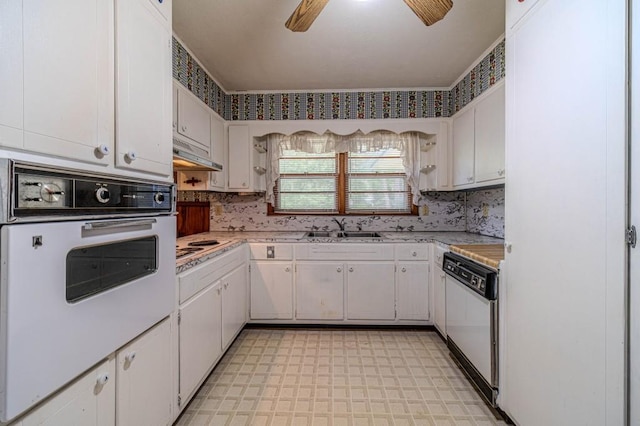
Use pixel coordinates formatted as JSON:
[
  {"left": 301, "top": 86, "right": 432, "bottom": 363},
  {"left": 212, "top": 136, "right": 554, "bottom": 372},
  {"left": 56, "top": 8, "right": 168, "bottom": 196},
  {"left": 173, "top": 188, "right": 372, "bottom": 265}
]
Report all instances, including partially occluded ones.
[{"left": 266, "top": 130, "right": 424, "bottom": 205}]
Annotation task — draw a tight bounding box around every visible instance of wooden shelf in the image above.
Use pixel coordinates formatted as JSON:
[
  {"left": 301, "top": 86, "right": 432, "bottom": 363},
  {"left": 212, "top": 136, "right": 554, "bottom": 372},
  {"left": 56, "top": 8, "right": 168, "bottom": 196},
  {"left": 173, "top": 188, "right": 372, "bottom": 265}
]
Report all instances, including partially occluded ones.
[
  {"left": 420, "top": 141, "right": 436, "bottom": 152},
  {"left": 253, "top": 144, "right": 267, "bottom": 154}
]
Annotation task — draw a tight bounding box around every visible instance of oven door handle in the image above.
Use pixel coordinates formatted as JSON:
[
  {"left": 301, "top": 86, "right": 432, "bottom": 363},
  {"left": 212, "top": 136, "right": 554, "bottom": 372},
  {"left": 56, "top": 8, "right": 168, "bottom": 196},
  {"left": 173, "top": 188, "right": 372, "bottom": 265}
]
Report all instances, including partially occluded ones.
[{"left": 82, "top": 218, "right": 157, "bottom": 231}]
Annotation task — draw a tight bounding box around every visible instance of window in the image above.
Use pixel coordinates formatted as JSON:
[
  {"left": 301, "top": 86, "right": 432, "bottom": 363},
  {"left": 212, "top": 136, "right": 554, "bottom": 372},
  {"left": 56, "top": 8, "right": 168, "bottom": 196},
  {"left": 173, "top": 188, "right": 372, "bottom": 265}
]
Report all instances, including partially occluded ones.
[{"left": 268, "top": 131, "right": 420, "bottom": 215}]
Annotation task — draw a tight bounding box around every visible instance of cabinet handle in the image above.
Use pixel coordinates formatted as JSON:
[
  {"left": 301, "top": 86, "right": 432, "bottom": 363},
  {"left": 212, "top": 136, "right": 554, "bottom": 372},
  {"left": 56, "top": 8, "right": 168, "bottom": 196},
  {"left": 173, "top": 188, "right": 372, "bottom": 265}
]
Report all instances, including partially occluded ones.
[
  {"left": 285, "top": 267, "right": 290, "bottom": 272},
  {"left": 125, "top": 151, "right": 137, "bottom": 162},
  {"left": 95, "top": 144, "right": 110, "bottom": 156},
  {"left": 337, "top": 267, "right": 342, "bottom": 272},
  {"left": 96, "top": 373, "right": 109, "bottom": 386},
  {"left": 125, "top": 351, "right": 137, "bottom": 364},
  {"left": 401, "top": 267, "right": 406, "bottom": 272},
  {"left": 412, "top": 251, "right": 417, "bottom": 257},
  {"left": 349, "top": 267, "right": 354, "bottom": 272}
]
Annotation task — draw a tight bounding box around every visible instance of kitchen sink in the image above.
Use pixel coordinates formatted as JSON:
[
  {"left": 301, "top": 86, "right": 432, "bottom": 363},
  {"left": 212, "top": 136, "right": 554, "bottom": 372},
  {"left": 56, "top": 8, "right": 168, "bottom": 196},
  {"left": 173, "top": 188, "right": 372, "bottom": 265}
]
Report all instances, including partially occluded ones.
[{"left": 304, "top": 231, "right": 382, "bottom": 238}]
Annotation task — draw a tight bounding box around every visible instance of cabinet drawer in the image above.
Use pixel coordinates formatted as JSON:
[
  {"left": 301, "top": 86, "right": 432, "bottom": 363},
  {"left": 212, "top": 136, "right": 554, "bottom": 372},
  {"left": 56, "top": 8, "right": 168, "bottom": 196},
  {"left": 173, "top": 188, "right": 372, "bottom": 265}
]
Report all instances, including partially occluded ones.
[
  {"left": 296, "top": 243, "right": 394, "bottom": 260},
  {"left": 249, "top": 243, "right": 294, "bottom": 260},
  {"left": 396, "top": 244, "right": 429, "bottom": 261},
  {"left": 178, "top": 247, "right": 245, "bottom": 304}
]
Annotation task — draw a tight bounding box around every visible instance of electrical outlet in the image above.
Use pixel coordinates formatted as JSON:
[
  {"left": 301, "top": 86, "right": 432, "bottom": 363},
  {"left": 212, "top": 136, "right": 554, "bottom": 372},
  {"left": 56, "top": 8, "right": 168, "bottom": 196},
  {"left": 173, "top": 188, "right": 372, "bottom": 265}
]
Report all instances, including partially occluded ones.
[
  {"left": 214, "top": 204, "right": 223, "bottom": 215},
  {"left": 482, "top": 204, "right": 489, "bottom": 218},
  {"left": 420, "top": 205, "right": 429, "bottom": 216}
]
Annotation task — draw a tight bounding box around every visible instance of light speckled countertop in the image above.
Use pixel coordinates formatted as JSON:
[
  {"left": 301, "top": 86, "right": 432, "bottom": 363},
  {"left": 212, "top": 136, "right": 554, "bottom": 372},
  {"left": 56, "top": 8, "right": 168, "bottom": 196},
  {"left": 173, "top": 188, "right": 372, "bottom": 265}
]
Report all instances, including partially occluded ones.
[{"left": 176, "top": 231, "right": 503, "bottom": 274}]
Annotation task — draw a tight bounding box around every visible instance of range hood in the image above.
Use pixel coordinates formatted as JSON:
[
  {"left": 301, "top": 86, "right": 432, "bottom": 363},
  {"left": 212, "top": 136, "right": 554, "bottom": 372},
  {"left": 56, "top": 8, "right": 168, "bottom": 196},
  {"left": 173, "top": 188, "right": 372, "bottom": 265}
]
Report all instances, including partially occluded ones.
[{"left": 173, "top": 138, "right": 222, "bottom": 172}]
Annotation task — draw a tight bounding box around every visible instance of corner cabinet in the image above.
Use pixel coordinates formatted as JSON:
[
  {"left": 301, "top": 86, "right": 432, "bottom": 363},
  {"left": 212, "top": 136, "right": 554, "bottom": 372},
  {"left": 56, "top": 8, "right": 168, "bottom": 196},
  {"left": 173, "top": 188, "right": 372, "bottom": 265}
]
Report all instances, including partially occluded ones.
[
  {"left": 249, "top": 244, "right": 294, "bottom": 319},
  {"left": 452, "top": 82, "right": 505, "bottom": 189},
  {"left": 0, "top": 0, "right": 173, "bottom": 179}
]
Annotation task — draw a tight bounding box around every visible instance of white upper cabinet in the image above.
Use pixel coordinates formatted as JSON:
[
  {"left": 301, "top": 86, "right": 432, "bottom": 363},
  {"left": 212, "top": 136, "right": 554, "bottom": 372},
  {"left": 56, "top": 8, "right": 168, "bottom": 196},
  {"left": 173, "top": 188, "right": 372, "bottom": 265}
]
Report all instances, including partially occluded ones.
[
  {"left": 452, "top": 82, "right": 505, "bottom": 189},
  {"left": 175, "top": 83, "right": 212, "bottom": 154},
  {"left": 506, "top": 0, "right": 541, "bottom": 32},
  {"left": 227, "top": 125, "right": 252, "bottom": 191},
  {"left": 209, "top": 112, "right": 226, "bottom": 190},
  {"left": 452, "top": 107, "right": 475, "bottom": 186},
  {"left": 0, "top": 0, "right": 173, "bottom": 179},
  {"left": 474, "top": 84, "right": 506, "bottom": 183},
  {"left": 0, "top": 0, "right": 114, "bottom": 165},
  {"left": 115, "top": 0, "right": 173, "bottom": 177}
]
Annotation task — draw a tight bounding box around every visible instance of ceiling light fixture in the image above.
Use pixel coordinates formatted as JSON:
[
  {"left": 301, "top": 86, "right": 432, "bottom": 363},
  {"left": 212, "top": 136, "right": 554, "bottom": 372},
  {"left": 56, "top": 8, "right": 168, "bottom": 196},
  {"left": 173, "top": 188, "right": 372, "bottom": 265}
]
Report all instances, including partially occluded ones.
[{"left": 285, "top": 0, "right": 453, "bottom": 32}]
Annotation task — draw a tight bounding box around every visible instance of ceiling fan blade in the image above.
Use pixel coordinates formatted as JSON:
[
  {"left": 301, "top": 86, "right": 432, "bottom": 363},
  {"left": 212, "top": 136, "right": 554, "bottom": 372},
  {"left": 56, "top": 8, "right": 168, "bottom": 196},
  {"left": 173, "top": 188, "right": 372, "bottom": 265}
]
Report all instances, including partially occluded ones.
[
  {"left": 285, "top": 0, "right": 330, "bottom": 32},
  {"left": 403, "top": 0, "right": 453, "bottom": 26}
]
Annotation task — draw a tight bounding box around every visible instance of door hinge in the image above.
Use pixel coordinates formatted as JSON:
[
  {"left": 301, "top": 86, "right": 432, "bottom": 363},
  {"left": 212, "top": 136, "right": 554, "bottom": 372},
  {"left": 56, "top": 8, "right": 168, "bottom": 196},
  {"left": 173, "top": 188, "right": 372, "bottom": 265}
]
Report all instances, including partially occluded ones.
[
  {"left": 177, "top": 394, "right": 182, "bottom": 407},
  {"left": 627, "top": 225, "right": 637, "bottom": 248},
  {"left": 177, "top": 311, "right": 181, "bottom": 325},
  {"left": 248, "top": 264, "right": 251, "bottom": 273}
]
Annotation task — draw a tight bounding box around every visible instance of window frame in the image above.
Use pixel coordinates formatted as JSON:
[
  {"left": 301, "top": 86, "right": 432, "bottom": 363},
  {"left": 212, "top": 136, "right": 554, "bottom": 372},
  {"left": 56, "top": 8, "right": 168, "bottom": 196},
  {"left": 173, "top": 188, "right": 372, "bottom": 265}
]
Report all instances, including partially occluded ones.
[{"left": 268, "top": 152, "right": 418, "bottom": 216}]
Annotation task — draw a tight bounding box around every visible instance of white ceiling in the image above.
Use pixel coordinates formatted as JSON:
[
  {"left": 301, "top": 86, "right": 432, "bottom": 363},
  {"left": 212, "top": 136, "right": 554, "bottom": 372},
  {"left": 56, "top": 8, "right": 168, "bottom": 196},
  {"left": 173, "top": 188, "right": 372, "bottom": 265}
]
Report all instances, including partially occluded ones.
[{"left": 172, "top": 0, "right": 505, "bottom": 92}]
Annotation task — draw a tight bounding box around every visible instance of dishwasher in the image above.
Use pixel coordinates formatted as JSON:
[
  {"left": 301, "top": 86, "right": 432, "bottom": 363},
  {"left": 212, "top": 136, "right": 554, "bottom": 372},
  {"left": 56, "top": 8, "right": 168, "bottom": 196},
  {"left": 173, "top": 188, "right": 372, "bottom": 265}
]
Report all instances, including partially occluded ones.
[{"left": 443, "top": 251, "right": 499, "bottom": 406}]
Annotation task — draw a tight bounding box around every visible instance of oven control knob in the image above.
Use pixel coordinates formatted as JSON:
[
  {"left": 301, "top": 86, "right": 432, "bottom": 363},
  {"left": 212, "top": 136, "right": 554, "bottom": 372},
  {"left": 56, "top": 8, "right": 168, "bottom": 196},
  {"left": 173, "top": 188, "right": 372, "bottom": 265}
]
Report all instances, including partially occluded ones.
[
  {"left": 95, "top": 187, "right": 110, "bottom": 204},
  {"left": 154, "top": 193, "right": 165, "bottom": 204}
]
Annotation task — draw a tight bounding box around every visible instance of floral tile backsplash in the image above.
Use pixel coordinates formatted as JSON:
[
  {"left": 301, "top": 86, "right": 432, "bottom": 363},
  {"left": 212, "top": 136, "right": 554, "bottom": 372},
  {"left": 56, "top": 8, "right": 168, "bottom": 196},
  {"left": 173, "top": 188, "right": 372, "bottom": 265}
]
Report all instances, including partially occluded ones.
[{"left": 177, "top": 187, "right": 504, "bottom": 238}]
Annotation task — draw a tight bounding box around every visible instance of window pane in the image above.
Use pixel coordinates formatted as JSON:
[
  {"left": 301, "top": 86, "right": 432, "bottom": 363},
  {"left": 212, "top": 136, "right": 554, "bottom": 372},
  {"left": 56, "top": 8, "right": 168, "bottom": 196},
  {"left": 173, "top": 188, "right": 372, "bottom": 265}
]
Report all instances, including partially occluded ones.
[
  {"left": 280, "top": 158, "right": 336, "bottom": 174},
  {"left": 348, "top": 176, "right": 407, "bottom": 192},
  {"left": 279, "top": 177, "right": 336, "bottom": 192},
  {"left": 348, "top": 192, "right": 409, "bottom": 212},
  {"left": 349, "top": 157, "right": 404, "bottom": 174},
  {"left": 278, "top": 192, "right": 337, "bottom": 211}
]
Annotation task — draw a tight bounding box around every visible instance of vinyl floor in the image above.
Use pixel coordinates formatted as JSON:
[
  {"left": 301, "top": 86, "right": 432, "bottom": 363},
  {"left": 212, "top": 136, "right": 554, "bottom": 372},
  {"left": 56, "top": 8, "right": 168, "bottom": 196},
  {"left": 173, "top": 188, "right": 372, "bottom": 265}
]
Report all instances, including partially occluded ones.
[{"left": 174, "top": 328, "right": 508, "bottom": 426}]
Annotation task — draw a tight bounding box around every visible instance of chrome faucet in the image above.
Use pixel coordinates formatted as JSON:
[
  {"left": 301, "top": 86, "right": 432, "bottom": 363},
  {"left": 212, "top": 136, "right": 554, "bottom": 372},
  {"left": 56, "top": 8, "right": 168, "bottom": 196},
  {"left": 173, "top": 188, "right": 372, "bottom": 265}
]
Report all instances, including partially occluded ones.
[{"left": 332, "top": 217, "right": 346, "bottom": 232}]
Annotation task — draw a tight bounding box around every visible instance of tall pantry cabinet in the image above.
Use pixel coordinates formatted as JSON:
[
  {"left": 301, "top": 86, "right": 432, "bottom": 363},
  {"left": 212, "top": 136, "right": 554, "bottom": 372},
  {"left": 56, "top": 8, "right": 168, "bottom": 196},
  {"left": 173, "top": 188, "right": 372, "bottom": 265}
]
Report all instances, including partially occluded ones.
[{"left": 502, "top": 0, "right": 626, "bottom": 424}]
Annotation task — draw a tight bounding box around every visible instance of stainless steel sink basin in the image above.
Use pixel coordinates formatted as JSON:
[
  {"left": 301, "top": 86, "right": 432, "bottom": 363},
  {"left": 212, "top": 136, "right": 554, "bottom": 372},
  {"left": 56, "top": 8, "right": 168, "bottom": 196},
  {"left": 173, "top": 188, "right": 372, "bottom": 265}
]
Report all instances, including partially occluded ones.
[{"left": 304, "top": 231, "right": 382, "bottom": 238}]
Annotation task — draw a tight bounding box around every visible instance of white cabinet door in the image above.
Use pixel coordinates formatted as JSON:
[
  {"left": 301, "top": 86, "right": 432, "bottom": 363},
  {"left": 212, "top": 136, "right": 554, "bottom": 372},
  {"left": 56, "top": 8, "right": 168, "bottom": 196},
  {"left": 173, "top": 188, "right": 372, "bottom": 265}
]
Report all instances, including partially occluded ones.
[
  {"left": 1, "top": 0, "right": 114, "bottom": 165},
  {"left": 452, "top": 107, "right": 475, "bottom": 187},
  {"left": 227, "top": 125, "right": 251, "bottom": 191},
  {"left": 177, "top": 89, "right": 211, "bottom": 153},
  {"left": 179, "top": 283, "right": 222, "bottom": 403},
  {"left": 474, "top": 84, "right": 505, "bottom": 183},
  {"left": 346, "top": 262, "right": 395, "bottom": 320},
  {"left": 115, "top": 0, "right": 172, "bottom": 177},
  {"left": 20, "top": 358, "right": 115, "bottom": 426},
  {"left": 396, "top": 262, "right": 429, "bottom": 321},
  {"left": 250, "top": 261, "right": 293, "bottom": 319},
  {"left": 433, "top": 265, "right": 446, "bottom": 335},
  {"left": 116, "top": 318, "right": 172, "bottom": 426},
  {"left": 506, "top": 0, "right": 541, "bottom": 31},
  {"left": 222, "top": 265, "right": 247, "bottom": 349},
  {"left": 210, "top": 113, "right": 226, "bottom": 190},
  {"left": 296, "top": 262, "right": 344, "bottom": 320}
]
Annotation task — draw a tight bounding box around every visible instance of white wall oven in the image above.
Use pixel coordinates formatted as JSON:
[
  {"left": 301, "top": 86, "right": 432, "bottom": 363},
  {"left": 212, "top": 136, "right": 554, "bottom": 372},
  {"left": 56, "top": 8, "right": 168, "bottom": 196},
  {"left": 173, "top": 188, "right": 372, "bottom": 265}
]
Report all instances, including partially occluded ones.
[
  {"left": 443, "top": 252, "right": 499, "bottom": 407},
  {"left": 0, "top": 160, "right": 175, "bottom": 422}
]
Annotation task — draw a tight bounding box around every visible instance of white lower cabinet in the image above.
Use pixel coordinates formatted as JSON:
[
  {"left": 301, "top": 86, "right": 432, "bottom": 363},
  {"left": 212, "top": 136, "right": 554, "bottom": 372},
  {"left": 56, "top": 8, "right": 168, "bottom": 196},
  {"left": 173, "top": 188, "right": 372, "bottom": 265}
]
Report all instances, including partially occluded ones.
[
  {"left": 116, "top": 318, "right": 173, "bottom": 426},
  {"left": 222, "top": 265, "right": 247, "bottom": 349},
  {"left": 296, "top": 262, "right": 344, "bottom": 320},
  {"left": 347, "top": 262, "right": 395, "bottom": 320},
  {"left": 432, "top": 245, "right": 448, "bottom": 335},
  {"left": 178, "top": 282, "right": 222, "bottom": 405},
  {"left": 396, "top": 262, "right": 430, "bottom": 320},
  {"left": 16, "top": 358, "right": 116, "bottom": 426},
  {"left": 250, "top": 261, "right": 294, "bottom": 319}
]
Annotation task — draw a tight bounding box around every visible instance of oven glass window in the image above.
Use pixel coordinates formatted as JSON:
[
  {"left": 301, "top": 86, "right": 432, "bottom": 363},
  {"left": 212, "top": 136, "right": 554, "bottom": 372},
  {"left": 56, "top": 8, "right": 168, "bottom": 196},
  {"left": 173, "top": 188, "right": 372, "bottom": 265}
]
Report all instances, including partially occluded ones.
[{"left": 66, "top": 236, "right": 157, "bottom": 303}]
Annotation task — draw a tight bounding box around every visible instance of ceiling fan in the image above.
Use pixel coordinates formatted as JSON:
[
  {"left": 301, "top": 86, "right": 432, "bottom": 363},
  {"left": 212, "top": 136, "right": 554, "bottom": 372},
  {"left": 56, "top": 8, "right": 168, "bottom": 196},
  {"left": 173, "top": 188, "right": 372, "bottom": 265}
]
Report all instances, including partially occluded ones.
[{"left": 285, "top": 0, "right": 454, "bottom": 32}]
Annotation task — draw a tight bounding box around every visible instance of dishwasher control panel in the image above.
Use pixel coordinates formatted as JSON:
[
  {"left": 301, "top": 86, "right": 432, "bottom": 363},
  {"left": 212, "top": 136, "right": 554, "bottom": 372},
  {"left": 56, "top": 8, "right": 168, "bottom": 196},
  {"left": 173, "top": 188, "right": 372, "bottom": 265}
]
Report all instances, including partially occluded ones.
[{"left": 443, "top": 252, "right": 497, "bottom": 300}]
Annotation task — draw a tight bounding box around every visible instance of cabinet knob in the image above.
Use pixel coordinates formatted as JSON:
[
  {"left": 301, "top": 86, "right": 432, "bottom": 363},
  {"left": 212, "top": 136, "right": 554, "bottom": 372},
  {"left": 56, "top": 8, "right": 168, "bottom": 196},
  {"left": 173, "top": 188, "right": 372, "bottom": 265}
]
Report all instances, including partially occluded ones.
[
  {"left": 285, "top": 267, "right": 290, "bottom": 272},
  {"left": 401, "top": 267, "right": 406, "bottom": 272},
  {"left": 349, "top": 267, "right": 354, "bottom": 272},
  {"left": 505, "top": 242, "right": 513, "bottom": 253},
  {"left": 242, "top": 182, "right": 247, "bottom": 187},
  {"left": 181, "top": 125, "right": 187, "bottom": 132},
  {"left": 125, "top": 151, "right": 137, "bottom": 162},
  {"left": 172, "top": 121, "right": 177, "bottom": 130},
  {"left": 337, "top": 267, "right": 342, "bottom": 272},
  {"left": 95, "top": 144, "right": 110, "bottom": 156},
  {"left": 412, "top": 251, "right": 417, "bottom": 257},
  {"left": 125, "top": 351, "right": 137, "bottom": 364},
  {"left": 96, "top": 373, "right": 110, "bottom": 386}
]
